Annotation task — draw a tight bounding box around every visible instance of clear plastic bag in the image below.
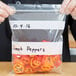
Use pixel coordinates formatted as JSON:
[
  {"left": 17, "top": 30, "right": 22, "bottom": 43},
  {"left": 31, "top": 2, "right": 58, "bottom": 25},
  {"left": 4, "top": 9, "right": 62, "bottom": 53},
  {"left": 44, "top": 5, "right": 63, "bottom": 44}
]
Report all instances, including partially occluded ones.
[{"left": 9, "top": 4, "right": 65, "bottom": 74}]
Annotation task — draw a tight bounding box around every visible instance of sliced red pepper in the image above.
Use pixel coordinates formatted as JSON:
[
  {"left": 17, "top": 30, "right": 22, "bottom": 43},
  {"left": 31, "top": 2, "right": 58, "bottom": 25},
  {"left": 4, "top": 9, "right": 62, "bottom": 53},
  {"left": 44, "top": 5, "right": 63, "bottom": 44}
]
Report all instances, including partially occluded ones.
[
  {"left": 54, "top": 59, "right": 62, "bottom": 68},
  {"left": 21, "top": 55, "right": 30, "bottom": 65},
  {"left": 41, "top": 55, "right": 54, "bottom": 71},
  {"left": 13, "top": 59, "right": 24, "bottom": 74},
  {"left": 24, "top": 66, "right": 34, "bottom": 73},
  {"left": 52, "top": 55, "right": 61, "bottom": 63},
  {"left": 52, "top": 55, "right": 62, "bottom": 68},
  {"left": 30, "top": 57, "right": 41, "bottom": 69},
  {"left": 41, "top": 65, "right": 53, "bottom": 72}
]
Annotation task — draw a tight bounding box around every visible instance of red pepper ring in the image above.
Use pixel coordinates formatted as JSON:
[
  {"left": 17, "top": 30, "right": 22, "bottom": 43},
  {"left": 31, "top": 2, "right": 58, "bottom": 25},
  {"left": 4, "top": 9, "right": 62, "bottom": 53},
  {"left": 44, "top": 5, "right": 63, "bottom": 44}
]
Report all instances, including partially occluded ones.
[
  {"left": 30, "top": 58, "right": 41, "bottom": 69},
  {"left": 24, "top": 66, "right": 34, "bottom": 73},
  {"left": 41, "top": 65, "right": 53, "bottom": 72},
  {"left": 21, "top": 56, "right": 30, "bottom": 65},
  {"left": 41, "top": 59, "right": 53, "bottom": 72},
  {"left": 52, "top": 55, "right": 62, "bottom": 68},
  {"left": 13, "top": 61, "right": 25, "bottom": 74},
  {"left": 43, "top": 60, "right": 53, "bottom": 68},
  {"left": 41, "top": 56, "right": 54, "bottom": 71},
  {"left": 52, "top": 55, "right": 61, "bottom": 63}
]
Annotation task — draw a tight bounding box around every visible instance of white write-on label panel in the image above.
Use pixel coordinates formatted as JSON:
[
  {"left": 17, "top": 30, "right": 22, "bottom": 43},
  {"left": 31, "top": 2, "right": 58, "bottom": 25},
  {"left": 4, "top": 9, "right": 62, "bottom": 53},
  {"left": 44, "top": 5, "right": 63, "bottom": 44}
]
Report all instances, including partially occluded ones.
[
  {"left": 10, "top": 21, "right": 65, "bottom": 30},
  {"left": 12, "top": 42, "right": 62, "bottom": 55}
]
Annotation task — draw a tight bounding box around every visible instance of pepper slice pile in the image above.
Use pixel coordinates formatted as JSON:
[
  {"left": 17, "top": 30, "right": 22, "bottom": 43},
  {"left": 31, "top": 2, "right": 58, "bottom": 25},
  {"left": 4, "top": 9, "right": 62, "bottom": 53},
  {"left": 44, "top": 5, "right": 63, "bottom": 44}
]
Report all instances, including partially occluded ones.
[{"left": 13, "top": 55, "right": 62, "bottom": 74}]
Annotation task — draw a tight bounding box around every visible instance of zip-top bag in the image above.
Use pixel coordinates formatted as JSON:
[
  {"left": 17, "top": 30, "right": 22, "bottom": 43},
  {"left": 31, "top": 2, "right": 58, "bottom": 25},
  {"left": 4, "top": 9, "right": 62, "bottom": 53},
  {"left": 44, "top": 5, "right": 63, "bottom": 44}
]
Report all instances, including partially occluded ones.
[{"left": 9, "top": 4, "right": 65, "bottom": 74}]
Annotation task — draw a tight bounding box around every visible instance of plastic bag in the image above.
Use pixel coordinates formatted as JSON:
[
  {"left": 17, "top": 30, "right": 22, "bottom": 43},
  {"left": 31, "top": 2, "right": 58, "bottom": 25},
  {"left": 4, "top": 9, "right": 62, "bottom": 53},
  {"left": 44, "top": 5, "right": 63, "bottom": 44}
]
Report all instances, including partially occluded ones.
[{"left": 9, "top": 4, "right": 65, "bottom": 74}]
